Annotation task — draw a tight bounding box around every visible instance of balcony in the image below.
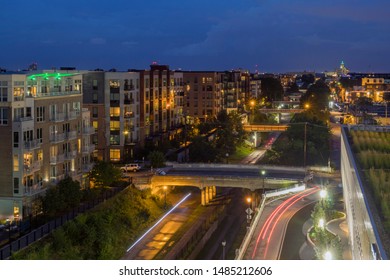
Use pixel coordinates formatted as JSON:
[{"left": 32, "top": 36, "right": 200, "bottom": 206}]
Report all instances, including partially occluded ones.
[
  {"left": 24, "top": 139, "right": 41, "bottom": 150},
  {"left": 49, "top": 133, "right": 65, "bottom": 143},
  {"left": 124, "top": 98, "right": 135, "bottom": 104},
  {"left": 24, "top": 181, "right": 44, "bottom": 196},
  {"left": 50, "top": 154, "right": 65, "bottom": 164},
  {"left": 50, "top": 174, "right": 65, "bottom": 184},
  {"left": 65, "top": 150, "right": 77, "bottom": 160},
  {"left": 24, "top": 160, "right": 42, "bottom": 174},
  {"left": 65, "top": 130, "right": 78, "bottom": 140},
  {"left": 49, "top": 112, "right": 65, "bottom": 122},
  {"left": 82, "top": 144, "right": 96, "bottom": 154},
  {"left": 82, "top": 126, "right": 95, "bottom": 135},
  {"left": 67, "top": 110, "right": 80, "bottom": 120},
  {"left": 82, "top": 163, "right": 94, "bottom": 173},
  {"left": 124, "top": 112, "right": 134, "bottom": 119},
  {"left": 35, "top": 90, "right": 81, "bottom": 98}
]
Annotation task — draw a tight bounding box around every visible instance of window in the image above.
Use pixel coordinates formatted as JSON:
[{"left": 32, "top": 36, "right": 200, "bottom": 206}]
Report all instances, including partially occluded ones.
[
  {"left": 37, "top": 128, "right": 43, "bottom": 143},
  {"left": 145, "top": 78, "right": 149, "bottom": 89},
  {"left": 36, "top": 106, "right": 45, "bottom": 122},
  {"left": 110, "top": 134, "right": 120, "bottom": 145},
  {"left": 23, "top": 130, "right": 33, "bottom": 142},
  {"left": 0, "top": 82, "right": 7, "bottom": 101},
  {"left": 13, "top": 132, "right": 19, "bottom": 147},
  {"left": 0, "top": 107, "right": 8, "bottom": 125},
  {"left": 13, "top": 87, "right": 24, "bottom": 101},
  {"left": 14, "top": 108, "right": 24, "bottom": 121},
  {"left": 109, "top": 149, "right": 121, "bottom": 161},
  {"left": 93, "top": 93, "right": 98, "bottom": 103},
  {"left": 13, "top": 178, "right": 19, "bottom": 194},
  {"left": 13, "top": 155, "right": 19, "bottom": 171},
  {"left": 109, "top": 80, "right": 120, "bottom": 94},
  {"left": 110, "top": 121, "right": 120, "bottom": 131},
  {"left": 92, "top": 121, "right": 98, "bottom": 131},
  {"left": 92, "top": 79, "right": 98, "bottom": 90},
  {"left": 92, "top": 107, "right": 98, "bottom": 118},
  {"left": 110, "top": 107, "right": 120, "bottom": 117},
  {"left": 26, "top": 107, "right": 31, "bottom": 118}
]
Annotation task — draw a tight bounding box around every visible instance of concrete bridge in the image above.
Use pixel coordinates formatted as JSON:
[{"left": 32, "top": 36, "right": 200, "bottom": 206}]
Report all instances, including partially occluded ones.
[
  {"left": 243, "top": 124, "right": 289, "bottom": 132},
  {"left": 133, "top": 163, "right": 312, "bottom": 206}
]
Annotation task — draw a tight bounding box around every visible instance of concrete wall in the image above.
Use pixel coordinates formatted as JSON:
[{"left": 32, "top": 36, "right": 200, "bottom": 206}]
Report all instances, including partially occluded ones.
[{"left": 341, "top": 125, "right": 388, "bottom": 259}]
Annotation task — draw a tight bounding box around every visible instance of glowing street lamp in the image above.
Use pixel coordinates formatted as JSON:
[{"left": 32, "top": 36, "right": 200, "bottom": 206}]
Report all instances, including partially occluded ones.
[
  {"left": 261, "top": 170, "right": 266, "bottom": 195},
  {"left": 318, "top": 218, "right": 325, "bottom": 229},
  {"left": 324, "top": 251, "right": 332, "bottom": 260},
  {"left": 320, "top": 189, "right": 327, "bottom": 199}
]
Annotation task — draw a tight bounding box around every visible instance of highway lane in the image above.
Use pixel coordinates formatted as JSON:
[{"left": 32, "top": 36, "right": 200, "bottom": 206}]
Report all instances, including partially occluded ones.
[{"left": 243, "top": 187, "right": 320, "bottom": 260}]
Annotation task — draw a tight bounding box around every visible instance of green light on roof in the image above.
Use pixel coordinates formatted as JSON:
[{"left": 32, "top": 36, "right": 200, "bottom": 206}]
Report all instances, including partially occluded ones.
[{"left": 28, "top": 72, "right": 78, "bottom": 79}]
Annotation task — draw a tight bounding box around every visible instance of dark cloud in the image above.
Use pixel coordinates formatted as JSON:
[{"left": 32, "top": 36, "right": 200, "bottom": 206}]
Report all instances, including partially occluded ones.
[{"left": 1, "top": 0, "right": 389, "bottom": 72}]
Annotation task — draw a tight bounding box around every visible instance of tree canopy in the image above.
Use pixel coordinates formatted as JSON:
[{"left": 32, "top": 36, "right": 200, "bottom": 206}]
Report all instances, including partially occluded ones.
[
  {"left": 89, "top": 161, "right": 123, "bottom": 188},
  {"left": 300, "top": 80, "right": 331, "bottom": 111}
]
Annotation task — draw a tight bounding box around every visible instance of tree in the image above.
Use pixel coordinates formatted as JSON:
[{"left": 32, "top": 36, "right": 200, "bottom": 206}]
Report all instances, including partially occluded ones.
[
  {"left": 58, "top": 176, "right": 82, "bottom": 209},
  {"left": 300, "top": 80, "right": 331, "bottom": 111},
  {"left": 148, "top": 151, "right": 165, "bottom": 168},
  {"left": 89, "top": 161, "right": 123, "bottom": 188},
  {"left": 260, "top": 77, "right": 284, "bottom": 104},
  {"left": 189, "top": 136, "right": 217, "bottom": 162}
]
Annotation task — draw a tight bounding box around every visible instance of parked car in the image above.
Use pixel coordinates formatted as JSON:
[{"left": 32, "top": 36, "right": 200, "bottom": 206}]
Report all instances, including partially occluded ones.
[{"left": 120, "top": 163, "right": 141, "bottom": 173}]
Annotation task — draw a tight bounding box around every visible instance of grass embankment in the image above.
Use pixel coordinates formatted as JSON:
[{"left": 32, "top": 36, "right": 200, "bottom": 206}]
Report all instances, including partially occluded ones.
[
  {"left": 11, "top": 187, "right": 165, "bottom": 259},
  {"left": 228, "top": 143, "right": 254, "bottom": 163}
]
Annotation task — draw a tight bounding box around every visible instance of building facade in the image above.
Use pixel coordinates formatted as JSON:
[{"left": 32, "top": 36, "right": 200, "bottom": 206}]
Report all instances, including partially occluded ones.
[
  {"left": 0, "top": 71, "right": 94, "bottom": 220},
  {"left": 83, "top": 71, "right": 141, "bottom": 162}
]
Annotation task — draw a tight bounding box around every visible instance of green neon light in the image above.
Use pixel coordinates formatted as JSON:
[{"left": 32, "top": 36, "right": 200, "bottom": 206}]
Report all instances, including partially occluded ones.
[{"left": 27, "top": 72, "right": 78, "bottom": 79}]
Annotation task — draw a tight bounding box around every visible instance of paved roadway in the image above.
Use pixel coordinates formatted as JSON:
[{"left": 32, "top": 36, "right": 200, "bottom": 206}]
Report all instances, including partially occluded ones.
[{"left": 243, "top": 187, "right": 320, "bottom": 260}]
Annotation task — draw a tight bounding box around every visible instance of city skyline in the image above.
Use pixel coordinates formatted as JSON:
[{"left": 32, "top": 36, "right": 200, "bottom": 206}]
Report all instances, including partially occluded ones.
[{"left": 1, "top": 0, "right": 390, "bottom": 73}]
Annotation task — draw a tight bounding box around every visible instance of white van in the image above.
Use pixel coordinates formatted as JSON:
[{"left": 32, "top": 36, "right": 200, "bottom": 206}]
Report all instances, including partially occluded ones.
[{"left": 120, "top": 163, "right": 141, "bottom": 173}]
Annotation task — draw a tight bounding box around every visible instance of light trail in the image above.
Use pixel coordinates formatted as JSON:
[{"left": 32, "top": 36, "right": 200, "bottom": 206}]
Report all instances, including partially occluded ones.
[
  {"left": 126, "top": 192, "right": 192, "bottom": 253},
  {"left": 263, "top": 187, "right": 319, "bottom": 258},
  {"left": 251, "top": 188, "right": 313, "bottom": 259},
  {"left": 251, "top": 187, "right": 319, "bottom": 259}
]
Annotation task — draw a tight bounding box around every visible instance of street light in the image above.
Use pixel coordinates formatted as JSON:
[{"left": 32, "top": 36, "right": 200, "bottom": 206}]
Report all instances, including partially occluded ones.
[
  {"left": 324, "top": 251, "right": 332, "bottom": 260},
  {"left": 261, "top": 170, "right": 266, "bottom": 195},
  {"left": 163, "top": 186, "right": 167, "bottom": 209},
  {"left": 318, "top": 218, "right": 325, "bottom": 229},
  {"left": 225, "top": 153, "right": 229, "bottom": 164},
  {"left": 222, "top": 240, "right": 226, "bottom": 260}
]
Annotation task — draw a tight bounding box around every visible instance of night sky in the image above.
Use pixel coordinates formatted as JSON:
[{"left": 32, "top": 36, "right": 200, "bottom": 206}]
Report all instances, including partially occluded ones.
[{"left": 1, "top": 0, "right": 390, "bottom": 73}]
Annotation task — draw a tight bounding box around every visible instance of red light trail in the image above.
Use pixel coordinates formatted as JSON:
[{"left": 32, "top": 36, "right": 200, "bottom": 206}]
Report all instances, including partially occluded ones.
[{"left": 251, "top": 187, "right": 319, "bottom": 259}]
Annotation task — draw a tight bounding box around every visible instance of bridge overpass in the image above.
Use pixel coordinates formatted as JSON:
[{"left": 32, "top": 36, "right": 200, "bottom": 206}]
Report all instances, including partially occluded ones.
[
  {"left": 258, "top": 108, "right": 304, "bottom": 114},
  {"left": 133, "top": 163, "right": 308, "bottom": 205},
  {"left": 243, "top": 124, "right": 289, "bottom": 132}
]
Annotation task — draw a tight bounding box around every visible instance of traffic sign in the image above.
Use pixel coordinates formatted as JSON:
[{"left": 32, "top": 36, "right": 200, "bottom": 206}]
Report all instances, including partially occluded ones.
[{"left": 246, "top": 208, "right": 253, "bottom": 215}]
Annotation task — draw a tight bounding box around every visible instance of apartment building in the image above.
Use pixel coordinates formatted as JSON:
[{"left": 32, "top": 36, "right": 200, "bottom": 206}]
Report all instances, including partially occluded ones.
[
  {"left": 221, "top": 70, "right": 250, "bottom": 113},
  {"left": 138, "top": 65, "right": 184, "bottom": 147},
  {"left": 183, "top": 71, "right": 223, "bottom": 121},
  {"left": 83, "top": 71, "right": 140, "bottom": 162},
  {"left": 0, "top": 71, "right": 94, "bottom": 220}
]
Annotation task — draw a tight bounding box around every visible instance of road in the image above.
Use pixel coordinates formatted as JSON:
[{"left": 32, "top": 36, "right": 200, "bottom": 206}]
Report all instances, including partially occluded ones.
[
  {"left": 122, "top": 191, "right": 200, "bottom": 260},
  {"left": 243, "top": 187, "right": 320, "bottom": 260}
]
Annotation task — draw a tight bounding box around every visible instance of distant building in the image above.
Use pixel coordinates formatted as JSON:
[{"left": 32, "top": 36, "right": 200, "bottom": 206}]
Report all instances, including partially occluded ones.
[
  {"left": 0, "top": 70, "right": 94, "bottom": 220},
  {"left": 183, "top": 71, "right": 223, "bottom": 121}
]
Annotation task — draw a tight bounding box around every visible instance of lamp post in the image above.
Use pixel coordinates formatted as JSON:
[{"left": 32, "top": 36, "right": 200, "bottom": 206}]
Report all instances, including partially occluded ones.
[
  {"left": 225, "top": 153, "right": 229, "bottom": 164},
  {"left": 261, "top": 170, "right": 266, "bottom": 195},
  {"left": 163, "top": 186, "right": 167, "bottom": 209},
  {"left": 222, "top": 240, "right": 226, "bottom": 260}
]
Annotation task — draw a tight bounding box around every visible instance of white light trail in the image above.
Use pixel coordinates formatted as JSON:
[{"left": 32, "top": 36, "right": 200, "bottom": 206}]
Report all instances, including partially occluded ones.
[{"left": 126, "top": 192, "right": 192, "bottom": 253}]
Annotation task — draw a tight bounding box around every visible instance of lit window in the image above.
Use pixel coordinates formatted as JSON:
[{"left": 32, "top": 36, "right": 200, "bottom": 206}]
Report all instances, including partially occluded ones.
[{"left": 110, "top": 149, "right": 121, "bottom": 161}]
